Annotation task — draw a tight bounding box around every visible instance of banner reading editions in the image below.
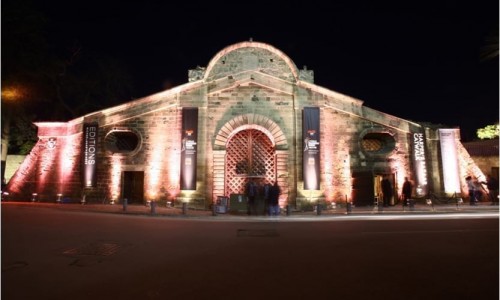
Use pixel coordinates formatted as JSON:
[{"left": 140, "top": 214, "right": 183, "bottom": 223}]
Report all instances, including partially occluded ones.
[
  {"left": 82, "top": 122, "right": 98, "bottom": 187},
  {"left": 303, "top": 107, "right": 320, "bottom": 190},
  {"left": 180, "top": 107, "right": 198, "bottom": 190}
]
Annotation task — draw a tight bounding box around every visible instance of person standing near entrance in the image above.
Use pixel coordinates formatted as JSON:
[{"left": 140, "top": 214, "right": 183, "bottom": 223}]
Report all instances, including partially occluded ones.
[
  {"left": 381, "top": 175, "right": 393, "bottom": 207},
  {"left": 402, "top": 177, "right": 412, "bottom": 207},
  {"left": 263, "top": 182, "right": 272, "bottom": 215},
  {"left": 246, "top": 180, "right": 258, "bottom": 215},
  {"left": 268, "top": 181, "right": 281, "bottom": 216},
  {"left": 465, "top": 176, "right": 478, "bottom": 205},
  {"left": 481, "top": 174, "right": 499, "bottom": 205}
]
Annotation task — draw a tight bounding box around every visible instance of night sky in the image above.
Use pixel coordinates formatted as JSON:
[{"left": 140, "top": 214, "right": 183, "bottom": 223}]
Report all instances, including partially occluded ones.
[{"left": 27, "top": 1, "right": 500, "bottom": 141}]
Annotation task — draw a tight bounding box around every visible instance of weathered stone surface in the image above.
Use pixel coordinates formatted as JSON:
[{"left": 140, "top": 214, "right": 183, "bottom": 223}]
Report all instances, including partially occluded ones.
[{"left": 5, "top": 41, "right": 486, "bottom": 208}]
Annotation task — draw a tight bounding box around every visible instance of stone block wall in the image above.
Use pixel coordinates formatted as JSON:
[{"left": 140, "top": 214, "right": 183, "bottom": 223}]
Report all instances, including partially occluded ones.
[
  {"left": 96, "top": 107, "right": 183, "bottom": 203},
  {"left": 7, "top": 41, "right": 483, "bottom": 209}
]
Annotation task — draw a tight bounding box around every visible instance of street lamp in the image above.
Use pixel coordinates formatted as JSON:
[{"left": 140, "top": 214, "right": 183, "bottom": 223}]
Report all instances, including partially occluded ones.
[{"left": 1, "top": 87, "right": 22, "bottom": 101}]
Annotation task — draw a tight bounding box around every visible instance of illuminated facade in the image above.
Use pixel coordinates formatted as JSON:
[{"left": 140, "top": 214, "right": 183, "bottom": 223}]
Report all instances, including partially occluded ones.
[{"left": 5, "top": 41, "right": 487, "bottom": 208}]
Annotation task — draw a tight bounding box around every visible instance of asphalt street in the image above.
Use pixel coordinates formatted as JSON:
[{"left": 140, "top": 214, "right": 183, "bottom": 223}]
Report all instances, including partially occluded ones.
[{"left": 1, "top": 203, "right": 499, "bottom": 300}]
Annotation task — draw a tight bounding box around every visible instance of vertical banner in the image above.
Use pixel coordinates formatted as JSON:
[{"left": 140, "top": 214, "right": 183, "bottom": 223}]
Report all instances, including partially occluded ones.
[
  {"left": 438, "top": 129, "right": 461, "bottom": 194},
  {"left": 82, "top": 122, "right": 98, "bottom": 188},
  {"left": 180, "top": 107, "right": 198, "bottom": 190},
  {"left": 303, "top": 107, "right": 320, "bottom": 190},
  {"left": 411, "top": 132, "right": 428, "bottom": 196}
]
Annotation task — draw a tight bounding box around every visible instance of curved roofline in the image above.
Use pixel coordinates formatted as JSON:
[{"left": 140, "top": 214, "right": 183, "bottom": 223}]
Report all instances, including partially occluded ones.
[{"left": 204, "top": 41, "right": 299, "bottom": 81}]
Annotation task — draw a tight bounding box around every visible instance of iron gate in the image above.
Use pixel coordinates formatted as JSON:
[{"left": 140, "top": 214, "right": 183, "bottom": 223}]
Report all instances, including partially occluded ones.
[{"left": 225, "top": 129, "right": 275, "bottom": 196}]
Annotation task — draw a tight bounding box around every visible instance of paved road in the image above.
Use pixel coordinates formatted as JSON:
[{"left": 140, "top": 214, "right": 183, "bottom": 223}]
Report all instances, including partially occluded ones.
[{"left": 2, "top": 204, "right": 499, "bottom": 300}]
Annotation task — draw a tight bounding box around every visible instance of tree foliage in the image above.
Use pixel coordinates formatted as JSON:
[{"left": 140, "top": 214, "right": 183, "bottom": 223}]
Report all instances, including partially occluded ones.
[
  {"left": 480, "top": 24, "right": 499, "bottom": 62},
  {"left": 8, "top": 110, "right": 38, "bottom": 155},
  {"left": 477, "top": 124, "right": 500, "bottom": 140},
  {"left": 2, "top": 0, "right": 136, "bottom": 154}
]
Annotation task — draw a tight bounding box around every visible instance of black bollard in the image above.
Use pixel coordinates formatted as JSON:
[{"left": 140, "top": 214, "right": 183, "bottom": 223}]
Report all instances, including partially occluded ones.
[
  {"left": 212, "top": 202, "right": 217, "bottom": 216},
  {"left": 378, "top": 200, "right": 383, "bottom": 212},
  {"left": 182, "top": 202, "right": 187, "bottom": 215},
  {"left": 150, "top": 201, "right": 156, "bottom": 215},
  {"left": 316, "top": 201, "right": 322, "bottom": 215},
  {"left": 286, "top": 204, "right": 291, "bottom": 216},
  {"left": 346, "top": 201, "right": 352, "bottom": 214},
  {"left": 123, "top": 198, "right": 128, "bottom": 212}
]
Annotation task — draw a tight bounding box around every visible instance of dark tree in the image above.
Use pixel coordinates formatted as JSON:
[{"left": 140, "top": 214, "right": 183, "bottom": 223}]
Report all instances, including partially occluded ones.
[{"left": 2, "top": 0, "right": 136, "bottom": 184}]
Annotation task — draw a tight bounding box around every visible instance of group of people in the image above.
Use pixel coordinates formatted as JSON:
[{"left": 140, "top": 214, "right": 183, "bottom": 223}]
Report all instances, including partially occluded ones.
[
  {"left": 465, "top": 174, "right": 499, "bottom": 206},
  {"left": 246, "top": 174, "right": 498, "bottom": 214},
  {"left": 246, "top": 180, "right": 281, "bottom": 216},
  {"left": 382, "top": 174, "right": 499, "bottom": 207},
  {"left": 381, "top": 175, "right": 412, "bottom": 207}
]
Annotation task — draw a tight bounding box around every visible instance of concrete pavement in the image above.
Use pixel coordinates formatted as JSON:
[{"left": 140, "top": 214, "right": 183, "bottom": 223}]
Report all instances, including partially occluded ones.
[{"left": 2, "top": 200, "right": 498, "bottom": 220}]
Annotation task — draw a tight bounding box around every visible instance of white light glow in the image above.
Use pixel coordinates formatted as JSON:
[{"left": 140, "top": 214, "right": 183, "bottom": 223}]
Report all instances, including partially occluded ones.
[
  {"left": 439, "top": 129, "right": 461, "bottom": 194},
  {"left": 110, "top": 156, "right": 122, "bottom": 201},
  {"left": 59, "top": 135, "right": 76, "bottom": 194},
  {"left": 412, "top": 133, "right": 428, "bottom": 196}
]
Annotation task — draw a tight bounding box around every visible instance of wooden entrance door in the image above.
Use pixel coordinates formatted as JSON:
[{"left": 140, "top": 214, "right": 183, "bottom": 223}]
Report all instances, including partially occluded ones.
[{"left": 122, "top": 171, "right": 144, "bottom": 204}]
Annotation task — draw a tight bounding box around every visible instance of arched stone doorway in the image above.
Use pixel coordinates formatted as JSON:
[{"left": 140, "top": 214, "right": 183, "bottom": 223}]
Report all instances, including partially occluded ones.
[
  {"left": 225, "top": 128, "right": 276, "bottom": 196},
  {"left": 212, "top": 114, "right": 289, "bottom": 205}
]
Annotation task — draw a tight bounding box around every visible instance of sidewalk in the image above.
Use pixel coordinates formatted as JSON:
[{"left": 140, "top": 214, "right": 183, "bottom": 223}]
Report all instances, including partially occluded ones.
[{"left": 2, "top": 200, "right": 498, "bottom": 220}]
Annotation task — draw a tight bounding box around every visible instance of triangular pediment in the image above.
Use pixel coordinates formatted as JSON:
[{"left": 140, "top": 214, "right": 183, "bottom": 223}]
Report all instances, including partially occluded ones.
[{"left": 206, "top": 70, "right": 294, "bottom": 96}]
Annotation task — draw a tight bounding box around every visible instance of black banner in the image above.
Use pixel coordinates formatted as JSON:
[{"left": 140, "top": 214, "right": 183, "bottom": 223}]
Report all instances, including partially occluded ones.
[
  {"left": 82, "top": 122, "right": 98, "bottom": 187},
  {"left": 411, "top": 132, "right": 428, "bottom": 197},
  {"left": 180, "top": 107, "right": 198, "bottom": 190},
  {"left": 303, "top": 107, "right": 320, "bottom": 190}
]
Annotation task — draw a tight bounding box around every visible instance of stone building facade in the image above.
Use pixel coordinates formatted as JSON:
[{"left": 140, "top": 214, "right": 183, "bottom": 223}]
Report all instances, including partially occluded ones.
[
  {"left": 5, "top": 41, "right": 487, "bottom": 208},
  {"left": 462, "top": 139, "right": 499, "bottom": 180}
]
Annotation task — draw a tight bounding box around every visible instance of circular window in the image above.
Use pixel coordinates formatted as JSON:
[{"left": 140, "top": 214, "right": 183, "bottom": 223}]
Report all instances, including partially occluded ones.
[
  {"left": 361, "top": 132, "right": 396, "bottom": 154},
  {"left": 104, "top": 130, "right": 140, "bottom": 154}
]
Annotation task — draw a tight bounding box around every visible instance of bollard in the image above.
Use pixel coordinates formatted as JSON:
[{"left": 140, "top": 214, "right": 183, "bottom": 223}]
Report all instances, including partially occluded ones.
[
  {"left": 286, "top": 204, "right": 291, "bottom": 216},
  {"left": 182, "top": 202, "right": 187, "bottom": 215},
  {"left": 378, "top": 200, "right": 383, "bottom": 212},
  {"left": 346, "top": 201, "right": 352, "bottom": 214},
  {"left": 426, "top": 198, "right": 434, "bottom": 211},
  {"left": 1, "top": 191, "right": 9, "bottom": 201},
  {"left": 123, "top": 198, "right": 128, "bottom": 212},
  {"left": 409, "top": 199, "right": 415, "bottom": 211},
  {"left": 456, "top": 198, "right": 463, "bottom": 210},
  {"left": 212, "top": 203, "right": 217, "bottom": 216},
  {"left": 150, "top": 201, "right": 156, "bottom": 215},
  {"left": 316, "top": 201, "right": 322, "bottom": 215}
]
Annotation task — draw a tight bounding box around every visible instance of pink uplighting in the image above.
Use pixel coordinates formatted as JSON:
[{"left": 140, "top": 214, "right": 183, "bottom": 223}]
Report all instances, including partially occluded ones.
[
  {"left": 146, "top": 128, "right": 167, "bottom": 200},
  {"left": 110, "top": 156, "right": 122, "bottom": 201},
  {"left": 58, "top": 135, "right": 77, "bottom": 194}
]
